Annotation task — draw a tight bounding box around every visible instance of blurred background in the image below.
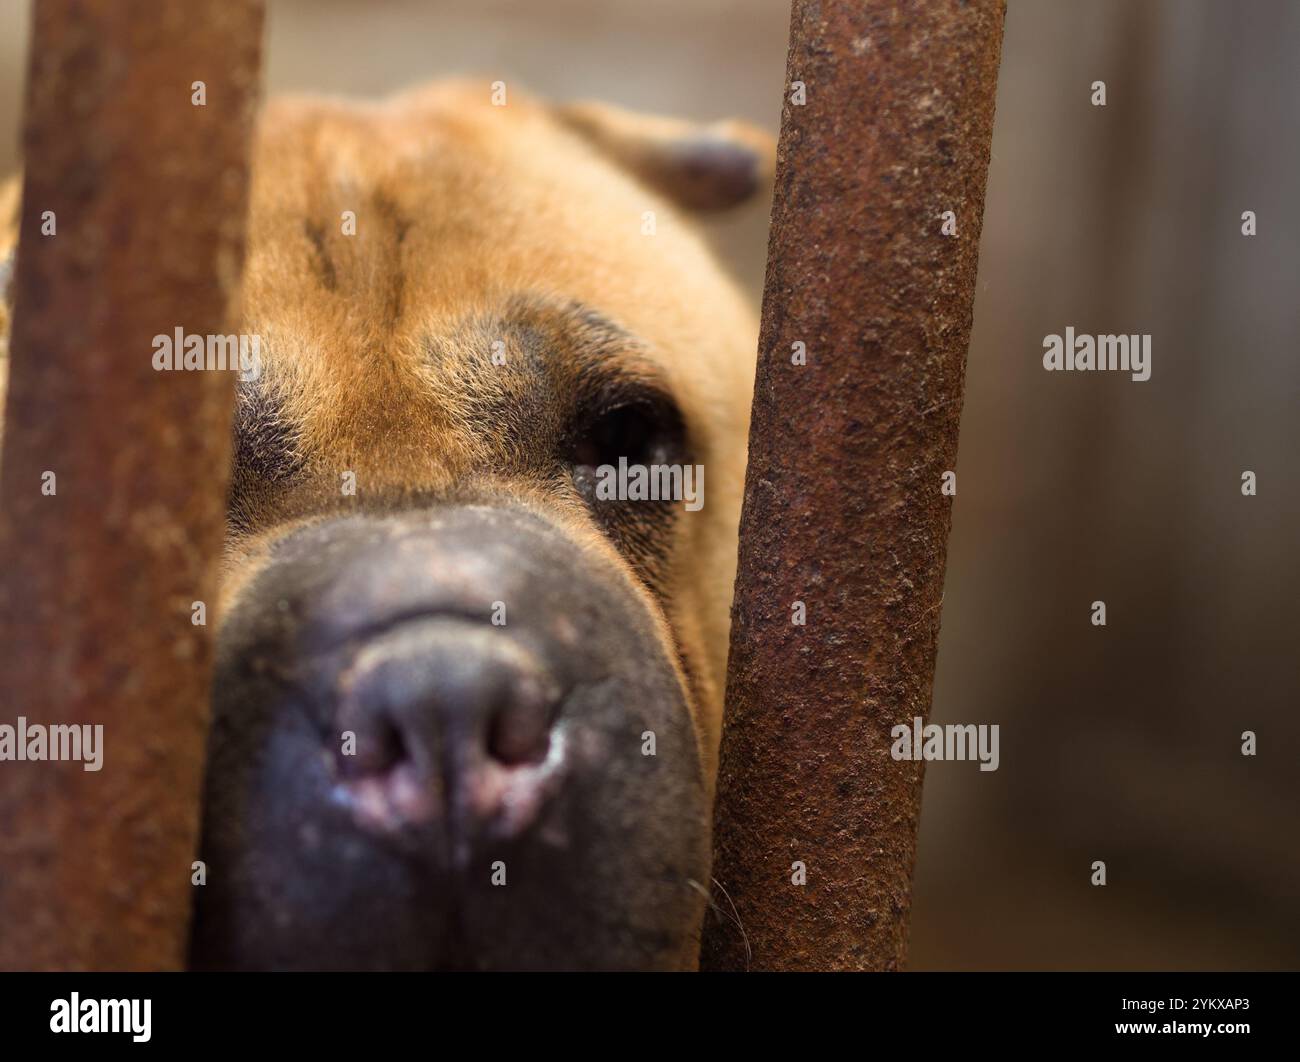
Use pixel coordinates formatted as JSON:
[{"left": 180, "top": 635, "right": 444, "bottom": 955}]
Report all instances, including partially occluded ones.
[{"left": 0, "top": 0, "right": 1295, "bottom": 968}]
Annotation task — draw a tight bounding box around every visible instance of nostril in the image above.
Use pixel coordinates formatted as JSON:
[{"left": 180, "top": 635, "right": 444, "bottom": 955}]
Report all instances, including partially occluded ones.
[
  {"left": 486, "top": 674, "right": 557, "bottom": 766},
  {"left": 335, "top": 709, "right": 408, "bottom": 780}
]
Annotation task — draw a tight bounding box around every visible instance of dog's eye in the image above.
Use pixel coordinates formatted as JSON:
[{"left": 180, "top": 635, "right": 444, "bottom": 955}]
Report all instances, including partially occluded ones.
[
  {"left": 566, "top": 393, "right": 691, "bottom": 586},
  {"left": 569, "top": 397, "right": 685, "bottom": 473}
]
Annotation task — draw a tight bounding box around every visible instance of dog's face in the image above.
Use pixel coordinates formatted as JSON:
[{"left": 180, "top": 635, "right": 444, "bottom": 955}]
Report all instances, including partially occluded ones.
[{"left": 183, "top": 82, "right": 771, "bottom": 970}]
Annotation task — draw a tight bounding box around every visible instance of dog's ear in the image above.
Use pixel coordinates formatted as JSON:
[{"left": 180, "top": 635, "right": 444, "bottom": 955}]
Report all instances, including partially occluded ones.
[{"left": 555, "top": 100, "right": 775, "bottom": 212}]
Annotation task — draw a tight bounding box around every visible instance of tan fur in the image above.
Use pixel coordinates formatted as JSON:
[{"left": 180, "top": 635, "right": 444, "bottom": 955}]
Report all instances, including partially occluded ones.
[
  {"left": 0, "top": 79, "right": 771, "bottom": 786},
  {"left": 0, "top": 175, "right": 19, "bottom": 408}
]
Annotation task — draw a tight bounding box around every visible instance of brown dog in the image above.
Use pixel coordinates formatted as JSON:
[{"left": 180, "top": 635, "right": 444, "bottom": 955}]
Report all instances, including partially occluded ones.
[{"left": 0, "top": 80, "right": 772, "bottom": 970}]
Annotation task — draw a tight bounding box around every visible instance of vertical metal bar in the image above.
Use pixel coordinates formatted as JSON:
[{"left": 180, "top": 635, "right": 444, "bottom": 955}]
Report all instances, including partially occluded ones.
[
  {"left": 701, "top": 0, "right": 1005, "bottom": 971},
  {"left": 0, "top": 0, "right": 264, "bottom": 970}
]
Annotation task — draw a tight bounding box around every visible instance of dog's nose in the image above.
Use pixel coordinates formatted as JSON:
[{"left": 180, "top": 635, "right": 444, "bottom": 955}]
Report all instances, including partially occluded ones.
[{"left": 328, "top": 619, "right": 565, "bottom": 843}]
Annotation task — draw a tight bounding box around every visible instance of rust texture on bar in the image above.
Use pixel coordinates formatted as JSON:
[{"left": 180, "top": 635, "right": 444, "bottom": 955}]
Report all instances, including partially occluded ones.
[
  {"left": 701, "top": 0, "right": 1005, "bottom": 971},
  {"left": 0, "top": 0, "right": 264, "bottom": 970}
]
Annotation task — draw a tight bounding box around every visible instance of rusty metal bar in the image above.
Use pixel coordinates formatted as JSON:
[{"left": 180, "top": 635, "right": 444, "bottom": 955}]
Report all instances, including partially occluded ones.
[
  {"left": 701, "top": 0, "right": 1005, "bottom": 971},
  {"left": 0, "top": 0, "right": 264, "bottom": 970}
]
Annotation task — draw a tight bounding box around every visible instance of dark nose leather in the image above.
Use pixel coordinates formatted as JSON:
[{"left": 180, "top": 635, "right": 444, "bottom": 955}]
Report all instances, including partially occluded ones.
[{"left": 329, "top": 619, "right": 565, "bottom": 848}]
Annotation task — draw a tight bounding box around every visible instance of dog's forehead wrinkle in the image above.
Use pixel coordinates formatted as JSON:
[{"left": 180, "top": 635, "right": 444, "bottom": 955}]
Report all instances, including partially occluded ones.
[
  {"left": 302, "top": 219, "right": 338, "bottom": 291},
  {"left": 372, "top": 190, "right": 413, "bottom": 246}
]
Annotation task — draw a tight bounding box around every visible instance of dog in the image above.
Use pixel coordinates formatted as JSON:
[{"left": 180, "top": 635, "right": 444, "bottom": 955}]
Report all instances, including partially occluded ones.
[{"left": 0, "top": 80, "right": 772, "bottom": 970}]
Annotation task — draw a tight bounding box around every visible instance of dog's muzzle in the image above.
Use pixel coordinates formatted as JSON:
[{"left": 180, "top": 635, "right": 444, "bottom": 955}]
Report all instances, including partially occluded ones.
[{"left": 189, "top": 505, "right": 709, "bottom": 970}]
